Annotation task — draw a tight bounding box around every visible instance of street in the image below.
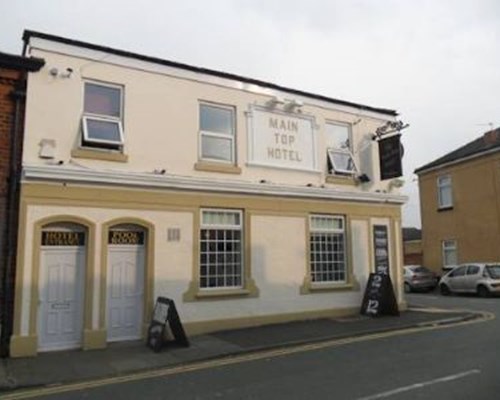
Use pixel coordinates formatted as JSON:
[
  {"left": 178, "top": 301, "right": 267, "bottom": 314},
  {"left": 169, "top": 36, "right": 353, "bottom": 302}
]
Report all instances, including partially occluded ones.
[{"left": 10, "top": 293, "right": 500, "bottom": 400}]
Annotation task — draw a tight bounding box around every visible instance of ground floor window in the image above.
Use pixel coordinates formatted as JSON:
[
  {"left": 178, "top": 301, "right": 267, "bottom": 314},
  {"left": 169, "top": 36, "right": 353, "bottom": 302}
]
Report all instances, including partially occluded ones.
[
  {"left": 442, "top": 239, "right": 457, "bottom": 267},
  {"left": 309, "top": 215, "right": 346, "bottom": 283},
  {"left": 200, "top": 209, "right": 243, "bottom": 289}
]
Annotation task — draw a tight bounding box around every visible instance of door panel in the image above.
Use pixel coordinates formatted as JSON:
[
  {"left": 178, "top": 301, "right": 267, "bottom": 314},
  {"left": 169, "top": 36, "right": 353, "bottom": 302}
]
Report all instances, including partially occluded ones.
[
  {"left": 38, "top": 248, "right": 85, "bottom": 351},
  {"left": 107, "top": 246, "right": 144, "bottom": 341}
]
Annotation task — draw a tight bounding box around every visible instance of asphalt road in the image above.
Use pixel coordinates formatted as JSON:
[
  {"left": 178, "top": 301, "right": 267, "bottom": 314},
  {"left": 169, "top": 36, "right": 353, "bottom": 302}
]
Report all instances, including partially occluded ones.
[{"left": 26, "top": 293, "right": 500, "bottom": 399}]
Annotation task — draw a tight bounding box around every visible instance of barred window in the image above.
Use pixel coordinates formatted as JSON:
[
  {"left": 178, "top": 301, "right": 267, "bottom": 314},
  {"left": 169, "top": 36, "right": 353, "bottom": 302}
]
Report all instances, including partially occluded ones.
[
  {"left": 200, "top": 209, "right": 243, "bottom": 289},
  {"left": 309, "top": 215, "right": 346, "bottom": 283}
]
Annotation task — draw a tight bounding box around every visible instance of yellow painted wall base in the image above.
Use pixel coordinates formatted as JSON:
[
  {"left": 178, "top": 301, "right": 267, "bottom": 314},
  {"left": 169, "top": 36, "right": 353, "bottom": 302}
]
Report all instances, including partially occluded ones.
[
  {"left": 10, "top": 335, "right": 38, "bottom": 358},
  {"left": 83, "top": 329, "right": 107, "bottom": 350},
  {"left": 183, "top": 306, "right": 360, "bottom": 336}
]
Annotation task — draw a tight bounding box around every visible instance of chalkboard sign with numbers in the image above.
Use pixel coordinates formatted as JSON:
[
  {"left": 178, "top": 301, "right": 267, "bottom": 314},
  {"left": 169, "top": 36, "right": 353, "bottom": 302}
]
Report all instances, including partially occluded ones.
[
  {"left": 360, "top": 273, "right": 399, "bottom": 317},
  {"left": 147, "top": 297, "right": 189, "bottom": 352}
]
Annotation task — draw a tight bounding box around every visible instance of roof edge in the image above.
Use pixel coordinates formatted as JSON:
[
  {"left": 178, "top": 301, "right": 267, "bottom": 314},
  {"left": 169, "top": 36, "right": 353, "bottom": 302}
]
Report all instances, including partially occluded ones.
[
  {"left": 22, "top": 29, "right": 397, "bottom": 117},
  {"left": 0, "top": 51, "right": 45, "bottom": 72},
  {"left": 414, "top": 145, "right": 500, "bottom": 175}
]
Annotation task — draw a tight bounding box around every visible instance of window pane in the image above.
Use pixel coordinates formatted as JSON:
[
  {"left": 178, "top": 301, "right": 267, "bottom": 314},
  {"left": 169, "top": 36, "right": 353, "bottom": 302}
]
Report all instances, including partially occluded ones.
[
  {"left": 84, "top": 118, "right": 122, "bottom": 143},
  {"left": 202, "top": 210, "right": 240, "bottom": 227},
  {"left": 311, "top": 216, "right": 342, "bottom": 231},
  {"left": 84, "top": 83, "right": 121, "bottom": 117},
  {"left": 326, "top": 123, "right": 349, "bottom": 149},
  {"left": 200, "top": 105, "right": 234, "bottom": 135},
  {"left": 328, "top": 149, "right": 356, "bottom": 173},
  {"left": 201, "top": 135, "right": 233, "bottom": 161}
]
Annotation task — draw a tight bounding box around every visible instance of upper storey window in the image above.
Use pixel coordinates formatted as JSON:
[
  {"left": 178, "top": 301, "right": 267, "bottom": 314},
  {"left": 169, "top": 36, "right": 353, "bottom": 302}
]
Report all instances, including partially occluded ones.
[
  {"left": 199, "top": 103, "right": 235, "bottom": 163},
  {"left": 437, "top": 175, "right": 453, "bottom": 209},
  {"left": 82, "top": 82, "right": 124, "bottom": 150},
  {"left": 325, "top": 122, "right": 356, "bottom": 175}
]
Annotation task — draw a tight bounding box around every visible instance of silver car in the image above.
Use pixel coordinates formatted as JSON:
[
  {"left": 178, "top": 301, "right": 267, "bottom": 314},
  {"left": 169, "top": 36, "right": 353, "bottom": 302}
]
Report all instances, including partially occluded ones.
[
  {"left": 439, "top": 263, "right": 500, "bottom": 297},
  {"left": 403, "top": 265, "right": 438, "bottom": 293}
]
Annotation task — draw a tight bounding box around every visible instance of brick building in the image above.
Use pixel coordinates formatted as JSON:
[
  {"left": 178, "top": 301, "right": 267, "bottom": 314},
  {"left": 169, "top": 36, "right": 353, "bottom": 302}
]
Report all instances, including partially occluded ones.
[{"left": 0, "top": 52, "right": 44, "bottom": 356}]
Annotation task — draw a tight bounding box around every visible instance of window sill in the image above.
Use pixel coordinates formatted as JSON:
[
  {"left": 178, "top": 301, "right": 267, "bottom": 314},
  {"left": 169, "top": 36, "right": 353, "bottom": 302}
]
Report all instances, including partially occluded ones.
[
  {"left": 71, "top": 148, "right": 128, "bottom": 163},
  {"left": 325, "top": 175, "right": 357, "bottom": 186},
  {"left": 194, "top": 161, "right": 241, "bottom": 174},
  {"left": 437, "top": 206, "right": 454, "bottom": 212},
  {"left": 300, "top": 276, "right": 360, "bottom": 295},
  {"left": 183, "top": 278, "right": 259, "bottom": 302}
]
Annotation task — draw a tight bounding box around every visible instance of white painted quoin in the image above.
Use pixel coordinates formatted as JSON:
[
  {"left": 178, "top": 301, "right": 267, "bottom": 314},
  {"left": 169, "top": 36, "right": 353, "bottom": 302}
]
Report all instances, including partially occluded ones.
[{"left": 10, "top": 30, "right": 407, "bottom": 357}]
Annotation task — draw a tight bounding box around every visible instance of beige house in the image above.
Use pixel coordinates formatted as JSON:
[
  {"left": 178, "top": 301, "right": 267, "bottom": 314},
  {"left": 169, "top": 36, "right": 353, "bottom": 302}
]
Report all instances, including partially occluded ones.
[
  {"left": 11, "top": 30, "right": 406, "bottom": 357},
  {"left": 415, "top": 128, "right": 500, "bottom": 275}
]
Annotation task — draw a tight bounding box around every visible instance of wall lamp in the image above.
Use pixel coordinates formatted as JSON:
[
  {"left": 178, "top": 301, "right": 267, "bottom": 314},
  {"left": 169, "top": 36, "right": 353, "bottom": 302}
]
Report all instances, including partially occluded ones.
[
  {"left": 356, "top": 173, "right": 371, "bottom": 183},
  {"left": 284, "top": 99, "right": 304, "bottom": 112}
]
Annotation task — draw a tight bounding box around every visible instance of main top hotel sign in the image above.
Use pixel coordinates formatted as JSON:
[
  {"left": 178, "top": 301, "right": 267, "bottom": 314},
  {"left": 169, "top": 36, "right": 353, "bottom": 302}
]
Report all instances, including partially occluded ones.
[{"left": 248, "top": 108, "right": 318, "bottom": 172}]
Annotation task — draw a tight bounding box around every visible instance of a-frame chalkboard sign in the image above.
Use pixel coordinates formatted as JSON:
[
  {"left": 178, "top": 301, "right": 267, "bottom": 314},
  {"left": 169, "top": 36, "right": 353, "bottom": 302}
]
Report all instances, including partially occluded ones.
[
  {"left": 147, "top": 297, "right": 190, "bottom": 352},
  {"left": 360, "top": 273, "right": 399, "bottom": 317}
]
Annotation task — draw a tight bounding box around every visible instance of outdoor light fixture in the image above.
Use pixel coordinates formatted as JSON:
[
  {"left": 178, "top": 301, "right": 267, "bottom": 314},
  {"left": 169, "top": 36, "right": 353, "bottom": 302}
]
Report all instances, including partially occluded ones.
[
  {"left": 356, "top": 173, "right": 371, "bottom": 183},
  {"left": 284, "top": 99, "right": 303, "bottom": 111},
  {"left": 266, "top": 96, "right": 285, "bottom": 107}
]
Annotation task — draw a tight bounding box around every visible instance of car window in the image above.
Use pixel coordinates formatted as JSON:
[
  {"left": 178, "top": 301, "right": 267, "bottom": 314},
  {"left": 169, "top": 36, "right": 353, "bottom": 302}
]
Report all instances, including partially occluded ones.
[
  {"left": 449, "top": 266, "right": 466, "bottom": 277},
  {"left": 486, "top": 265, "right": 500, "bottom": 279},
  {"left": 413, "top": 266, "right": 430, "bottom": 273},
  {"left": 466, "top": 265, "right": 480, "bottom": 275}
]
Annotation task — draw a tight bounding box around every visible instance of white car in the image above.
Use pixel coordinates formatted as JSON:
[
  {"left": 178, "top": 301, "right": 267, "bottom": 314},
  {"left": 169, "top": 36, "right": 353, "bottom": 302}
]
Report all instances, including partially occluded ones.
[{"left": 439, "top": 263, "right": 500, "bottom": 297}]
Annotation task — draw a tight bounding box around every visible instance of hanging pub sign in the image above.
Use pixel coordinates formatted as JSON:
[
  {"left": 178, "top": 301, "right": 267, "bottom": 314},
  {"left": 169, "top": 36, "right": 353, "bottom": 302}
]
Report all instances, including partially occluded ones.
[{"left": 378, "top": 134, "right": 403, "bottom": 180}]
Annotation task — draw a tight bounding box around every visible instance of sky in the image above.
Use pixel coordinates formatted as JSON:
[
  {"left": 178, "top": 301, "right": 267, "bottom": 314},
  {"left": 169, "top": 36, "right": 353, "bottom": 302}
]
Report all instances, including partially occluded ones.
[{"left": 1, "top": 0, "right": 499, "bottom": 227}]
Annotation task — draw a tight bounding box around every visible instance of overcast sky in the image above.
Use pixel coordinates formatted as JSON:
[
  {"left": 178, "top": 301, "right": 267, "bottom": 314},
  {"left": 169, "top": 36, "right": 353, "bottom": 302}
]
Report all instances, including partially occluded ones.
[{"left": 2, "top": 0, "right": 499, "bottom": 227}]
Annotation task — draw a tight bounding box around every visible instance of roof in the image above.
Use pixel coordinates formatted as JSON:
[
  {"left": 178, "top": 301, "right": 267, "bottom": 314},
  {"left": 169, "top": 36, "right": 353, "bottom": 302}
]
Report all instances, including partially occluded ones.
[
  {"left": 402, "top": 227, "right": 421, "bottom": 242},
  {"left": 22, "top": 30, "right": 398, "bottom": 117},
  {"left": 0, "top": 51, "right": 45, "bottom": 71},
  {"left": 415, "top": 127, "right": 500, "bottom": 174}
]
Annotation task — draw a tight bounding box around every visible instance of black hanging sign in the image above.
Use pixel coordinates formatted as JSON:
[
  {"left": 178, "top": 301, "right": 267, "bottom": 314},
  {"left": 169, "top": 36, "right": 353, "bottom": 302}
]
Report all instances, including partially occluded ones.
[
  {"left": 378, "top": 134, "right": 403, "bottom": 180},
  {"left": 147, "top": 297, "right": 189, "bottom": 352},
  {"left": 360, "top": 273, "right": 399, "bottom": 317}
]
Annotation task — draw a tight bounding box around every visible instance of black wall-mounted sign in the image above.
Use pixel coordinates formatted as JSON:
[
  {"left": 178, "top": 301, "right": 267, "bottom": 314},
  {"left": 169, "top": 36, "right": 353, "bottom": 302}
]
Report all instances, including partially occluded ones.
[
  {"left": 147, "top": 297, "right": 189, "bottom": 352},
  {"left": 108, "top": 230, "right": 145, "bottom": 245},
  {"left": 378, "top": 134, "right": 403, "bottom": 180},
  {"left": 360, "top": 273, "right": 399, "bottom": 317},
  {"left": 373, "top": 225, "right": 390, "bottom": 276}
]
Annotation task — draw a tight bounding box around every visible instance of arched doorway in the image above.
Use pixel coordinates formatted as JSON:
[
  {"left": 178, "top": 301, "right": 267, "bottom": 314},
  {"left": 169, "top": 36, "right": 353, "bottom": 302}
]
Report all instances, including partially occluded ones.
[
  {"left": 38, "top": 223, "right": 87, "bottom": 351},
  {"left": 106, "top": 224, "right": 146, "bottom": 341}
]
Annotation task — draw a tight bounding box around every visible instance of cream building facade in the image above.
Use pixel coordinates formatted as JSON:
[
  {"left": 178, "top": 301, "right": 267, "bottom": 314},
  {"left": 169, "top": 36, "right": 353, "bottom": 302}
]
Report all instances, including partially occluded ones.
[{"left": 11, "top": 31, "right": 406, "bottom": 357}]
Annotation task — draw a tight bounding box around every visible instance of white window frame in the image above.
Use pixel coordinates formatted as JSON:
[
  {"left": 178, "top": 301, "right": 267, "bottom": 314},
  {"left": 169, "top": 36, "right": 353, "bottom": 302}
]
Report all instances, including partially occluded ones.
[
  {"left": 325, "top": 121, "right": 356, "bottom": 175},
  {"left": 309, "top": 214, "right": 347, "bottom": 284},
  {"left": 442, "top": 239, "right": 457, "bottom": 267},
  {"left": 82, "top": 81, "right": 124, "bottom": 148},
  {"left": 199, "top": 103, "right": 236, "bottom": 164},
  {"left": 437, "top": 175, "right": 453, "bottom": 208},
  {"left": 82, "top": 115, "right": 125, "bottom": 146},
  {"left": 327, "top": 148, "right": 358, "bottom": 175},
  {"left": 199, "top": 208, "right": 243, "bottom": 290}
]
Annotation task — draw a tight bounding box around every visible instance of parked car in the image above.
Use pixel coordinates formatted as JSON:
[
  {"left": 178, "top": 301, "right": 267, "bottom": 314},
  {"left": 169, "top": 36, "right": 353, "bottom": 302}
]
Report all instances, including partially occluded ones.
[
  {"left": 403, "top": 265, "right": 438, "bottom": 293},
  {"left": 439, "top": 263, "right": 500, "bottom": 297}
]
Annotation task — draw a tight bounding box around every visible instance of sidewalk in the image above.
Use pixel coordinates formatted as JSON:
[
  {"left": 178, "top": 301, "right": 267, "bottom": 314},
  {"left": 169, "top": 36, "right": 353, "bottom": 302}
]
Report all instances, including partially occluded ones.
[{"left": 0, "top": 307, "right": 480, "bottom": 393}]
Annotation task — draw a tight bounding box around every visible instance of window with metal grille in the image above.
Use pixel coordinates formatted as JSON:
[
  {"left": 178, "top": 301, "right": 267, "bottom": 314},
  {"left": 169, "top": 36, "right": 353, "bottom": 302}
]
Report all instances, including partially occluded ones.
[
  {"left": 200, "top": 209, "right": 243, "bottom": 289},
  {"left": 309, "top": 215, "right": 346, "bottom": 283}
]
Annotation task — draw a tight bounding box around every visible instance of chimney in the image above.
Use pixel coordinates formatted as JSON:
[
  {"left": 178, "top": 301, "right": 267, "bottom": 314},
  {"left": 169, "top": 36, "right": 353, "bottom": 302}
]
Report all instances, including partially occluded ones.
[{"left": 483, "top": 127, "right": 500, "bottom": 145}]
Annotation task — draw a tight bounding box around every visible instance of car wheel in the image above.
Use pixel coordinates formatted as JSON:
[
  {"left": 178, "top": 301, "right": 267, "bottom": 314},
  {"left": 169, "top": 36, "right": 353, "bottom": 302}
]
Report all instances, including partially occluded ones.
[
  {"left": 440, "top": 284, "right": 451, "bottom": 296},
  {"left": 477, "top": 285, "right": 490, "bottom": 298},
  {"left": 404, "top": 283, "right": 412, "bottom": 293}
]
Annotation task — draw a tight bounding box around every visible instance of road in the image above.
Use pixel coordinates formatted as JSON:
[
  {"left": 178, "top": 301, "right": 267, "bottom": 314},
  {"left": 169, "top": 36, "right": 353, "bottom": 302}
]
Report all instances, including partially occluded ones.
[{"left": 11, "top": 293, "right": 500, "bottom": 399}]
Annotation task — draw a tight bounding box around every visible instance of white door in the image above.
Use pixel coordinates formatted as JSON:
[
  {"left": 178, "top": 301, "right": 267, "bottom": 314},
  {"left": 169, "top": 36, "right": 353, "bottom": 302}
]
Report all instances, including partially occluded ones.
[
  {"left": 38, "top": 247, "right": 85, "bottom": 351},
  {"left": 107, "top": 245, "right": 145, "bottom": 341}
]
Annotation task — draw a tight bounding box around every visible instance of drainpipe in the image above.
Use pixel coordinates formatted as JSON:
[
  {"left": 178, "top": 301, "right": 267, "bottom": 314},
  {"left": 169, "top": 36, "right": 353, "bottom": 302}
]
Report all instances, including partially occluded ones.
[{"left": 0, "top": 81, "right": 25, "bottom": 357}]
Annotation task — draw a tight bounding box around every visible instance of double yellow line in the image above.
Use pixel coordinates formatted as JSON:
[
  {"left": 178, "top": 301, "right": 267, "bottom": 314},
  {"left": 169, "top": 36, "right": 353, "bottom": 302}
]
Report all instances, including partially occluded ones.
[{"left": 2, "top": 310, "right": 494, "bottom": 400}]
